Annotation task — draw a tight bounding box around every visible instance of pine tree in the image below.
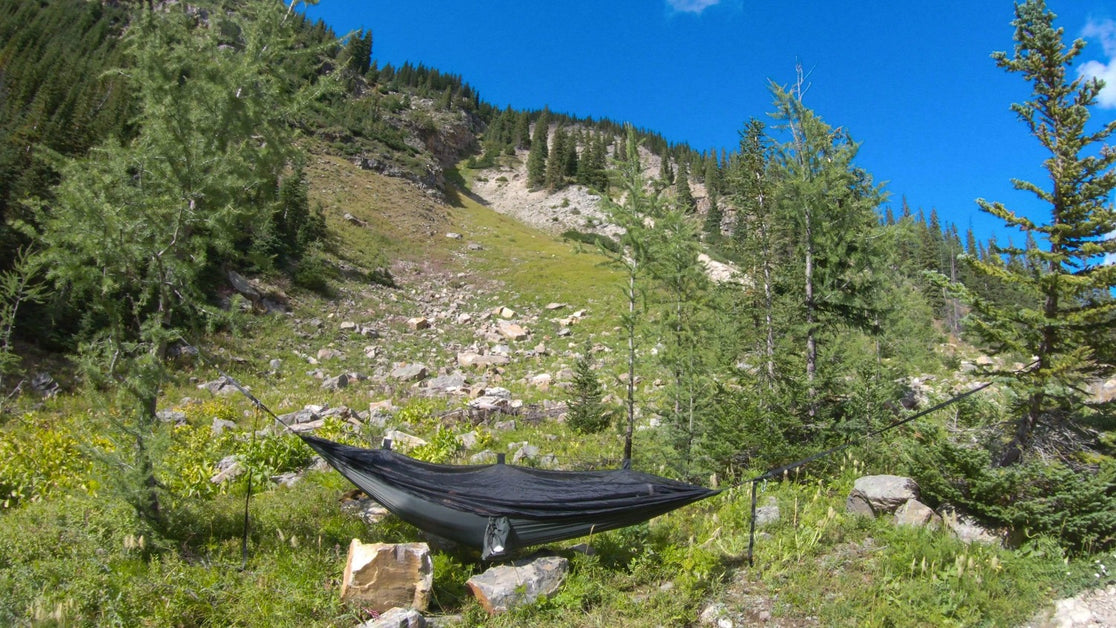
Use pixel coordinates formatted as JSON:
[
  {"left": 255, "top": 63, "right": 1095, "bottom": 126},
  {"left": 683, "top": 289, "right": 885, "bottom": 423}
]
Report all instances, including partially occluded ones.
[
  {"left": 545, "top": 126, "right": 568, "bottom": 190},
  {"left": 526, "top": 110, "right": 549, "bottom": 188},
  {"left": 702, "top": 188, "right": 723, "bottom": 239},
  {"left": 769, "top": 71, "right": 884, "bottom": 421},
  {"left": 675, "top": 162, "right": 696, "bottom": 213},
  {"left": 949, "top": 0, "right": 1116, "bottom": 465},
  {"left": 567, "top": 343, "right": 610, "bottom": 434},
  {"left": 37, "top": 0, "right": 332, "bottom": 528}
]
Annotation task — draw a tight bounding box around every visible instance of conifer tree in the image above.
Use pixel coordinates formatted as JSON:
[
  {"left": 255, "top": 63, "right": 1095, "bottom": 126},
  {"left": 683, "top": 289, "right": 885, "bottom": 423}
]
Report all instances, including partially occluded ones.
[
  {"left": 599, "top": 126, "right": 665, "bottom": 463},
  {"left": 769, "top": 72, "right": 884, "bottom": 421},
  {"left": 675, "top": 162, "right": 696, "bottom": 213},
  {"left": 567, "top": 342, "right": 609, "bottom": 434},
  {"left": 37, "top": 0, "right": 332, "bottom": 528},
  {"left": 526, "top": 110, "right": 549, "bottom": 188},
  {"left": 545, "top": 126, "right": 568, "bottom": 190},
  {"left": 703, "top": 188, "right": 723, "bottom": 239},
  {"left": 949, "top": 0, "right": 1116, "bottom": 464}
]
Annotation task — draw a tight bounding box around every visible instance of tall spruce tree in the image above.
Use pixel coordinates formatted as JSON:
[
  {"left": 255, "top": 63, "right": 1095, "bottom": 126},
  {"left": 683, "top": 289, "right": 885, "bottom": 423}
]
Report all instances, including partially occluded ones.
[
  {"left": 769, "top": 72, "right": 884, "bottom": 422},
  {"left": 526, "top": 110, "right": 549, "bottom": 188},
  {"left": 949, "top": 0, "right": 1116, "bottom": 465},
  {"left": 675, "top": 161, "right": 696, "bottom": 213}
]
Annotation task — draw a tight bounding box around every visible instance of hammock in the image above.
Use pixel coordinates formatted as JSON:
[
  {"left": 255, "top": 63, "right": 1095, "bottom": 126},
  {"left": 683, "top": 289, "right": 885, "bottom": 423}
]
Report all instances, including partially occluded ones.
[{"left": 300, "top": 434, "right": 720, "bottom": 559}]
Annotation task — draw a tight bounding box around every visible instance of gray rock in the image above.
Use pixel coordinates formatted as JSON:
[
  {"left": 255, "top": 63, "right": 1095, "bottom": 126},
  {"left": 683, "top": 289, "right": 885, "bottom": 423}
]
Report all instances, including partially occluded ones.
[
  {"left": 156, "top": 410, "right": 187, "bottom": 425},
  {"left": 227, "top": 270, "right": 260, "bottom": 301},
  {"left": 197, "top": 376, "right": 237, "bottom": 396},
  {"left": 278, "top": 408, "right": 320, "bottom": 426},
  {"left": 390, "top": 364, "right": 429, "bottom": 382},
  {"left": 210, "top": 456, "right": 242, "bottom": 484},
  {"left": 317, "top": 347, "right": 344, "bottom": 361},
  {"left": 700, "top": 602, "right": 735, "bottom": 627},
  {"left": 466, "top": 556, "right": 569, "bottom": 614},
  {"left": 359, "top": 607, "right": 427, "bottom": 628},
  {"left": 510, "top": 442, "right": 539, "bottom": 463},
  {"left": 321, "top": 373, "right": 350, "bottom": 390},
  {"left": 469, "top": 450, "right": 497, "bottom": 464},
  {"left": 427, "top": 372, "right": 468, "bottom": 392},
  {"left": 894, "top": 498, "right": 942, "bottom": 529},
  {"left": 268, "top": 358, "right": 282, "bottom": 372},
  {"left": 211, "top": 417, "right": 237, "bottom": 435},
  {"left": 456, "top": 430, "right": 479, "bottom": 449},
  {"left": 272, "top": 472, "right": 301, "bottom": 487},
  {"left": 942, "top": 509, "right": 1000, "bottom": 545},
  {"left": 754, "top": 497, "right": 780, "bottom": 527},
  {"left": 492, "top": 420, "right": 516, "bottom": 431},
  {"left": 846, "top": 475, "right": 920, "bottom": 517}
]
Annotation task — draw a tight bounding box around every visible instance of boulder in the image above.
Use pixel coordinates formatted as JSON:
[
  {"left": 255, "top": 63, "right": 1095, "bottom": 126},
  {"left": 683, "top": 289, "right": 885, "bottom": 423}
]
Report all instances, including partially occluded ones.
[
  {"left": 227, "top": 270, "right": 261, "bottom": 301},
  {"left": 456, "top": 352, "right": 510, "bottom": 368},
  {"left": 407, "top": 317, "right": 432, "bottom": 331},
  {"left": 456, "top": 430, "right": 479, "bottom": 449},
  {"left": 197, "top": 376, "right": 237, "bottom": 396},
  {"left": 754, "top": 496, "right": 780, "bottom": 527},
  {"left": 317, "top": 348, "right": 344, "bottom": 361},
  {"left": 496, "top": 320, "right": 529, "bottom": 341},
  {"left": 510, "top": 442, "right": 540, "bottom": 463},
  {"left": 321, "top": 373, "right": 350, "bottom": 390},
  {"left": 359, "top": 607, "right": 426, "bottom": 628},
  {"left": 384, "top": 430, "right": 428, "bottom": 449},
  {"left": 210, "top": 455, "right": 242, "bottom": 484},
  {"left": 341, "top": 541, "right": 433, "bottom": 613},
  {"left": 157, "top": 410, "right": 187, "bottom": 425},
  {"left": 391, "top": 364, "right": 429, "bottom": 382},
  {"left": 426, "top": 372, "right": 468, "bottom": 392},
  {"left": 211, "top": 417, "right": 237, "bottom": 435},
  {"left": 942, "top": 510, "right": 1000, "bottom": 545},
  {"left": 846, "top": 475, "right": 920, "bottom": 517},
  {"left": 893, "top": 498, "right": 942, "bottom": 529},
  {"left": 469, "top": 395, "right": 511, "bottom": 413},
  {"left": 466, "top": 555, "right": 569, "bottom": 614},
  {"left": 278, "top": 407, "right": 320, "bottom": 426}
]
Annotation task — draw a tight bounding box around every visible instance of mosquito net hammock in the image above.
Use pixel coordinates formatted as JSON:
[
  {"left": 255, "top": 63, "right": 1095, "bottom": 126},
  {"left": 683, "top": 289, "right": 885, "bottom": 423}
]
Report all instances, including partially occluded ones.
[{"left": 299, "top": 434, "right": 719, "bottom": 560}]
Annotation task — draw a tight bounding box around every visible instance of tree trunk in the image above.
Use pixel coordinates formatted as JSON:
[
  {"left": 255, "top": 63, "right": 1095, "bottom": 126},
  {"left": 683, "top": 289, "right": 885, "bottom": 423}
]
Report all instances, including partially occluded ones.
[
  {"left": 623, "top": 271, "right": 635, "bottom": 464},
  {"left": 804, "top": 206, "right": 817, "bottom": 421}
]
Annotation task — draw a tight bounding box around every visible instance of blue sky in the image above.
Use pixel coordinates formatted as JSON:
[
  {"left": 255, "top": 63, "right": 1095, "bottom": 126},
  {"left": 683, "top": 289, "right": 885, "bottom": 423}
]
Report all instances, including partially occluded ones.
[{"left": 301, "top": 0, "right": 1116, "bottom": 247}]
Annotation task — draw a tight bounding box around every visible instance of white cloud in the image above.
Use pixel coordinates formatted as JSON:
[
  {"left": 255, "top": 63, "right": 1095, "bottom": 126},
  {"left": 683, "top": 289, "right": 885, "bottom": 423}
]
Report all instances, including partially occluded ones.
[
  {"left": 1079, "top": 18, "right": 1116, "bottom": 108},
  {"left": 666, "top": 0, "right": 722, "bottom": 15}
]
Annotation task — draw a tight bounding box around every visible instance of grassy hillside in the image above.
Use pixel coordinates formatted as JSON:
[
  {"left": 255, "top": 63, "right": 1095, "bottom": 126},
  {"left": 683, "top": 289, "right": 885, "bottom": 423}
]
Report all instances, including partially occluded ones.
[{"left": 1, "top": 148, "right": 1111, "bottom": 626}]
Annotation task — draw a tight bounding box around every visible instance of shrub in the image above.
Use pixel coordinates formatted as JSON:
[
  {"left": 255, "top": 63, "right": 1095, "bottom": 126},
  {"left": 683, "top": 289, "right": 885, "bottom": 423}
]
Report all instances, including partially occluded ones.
[
  {"left": 0, "top": 415, "right": 101, "bottom": 507},
  {"left": 906, "top": 434, "right": 1116, "bottom": 554}
]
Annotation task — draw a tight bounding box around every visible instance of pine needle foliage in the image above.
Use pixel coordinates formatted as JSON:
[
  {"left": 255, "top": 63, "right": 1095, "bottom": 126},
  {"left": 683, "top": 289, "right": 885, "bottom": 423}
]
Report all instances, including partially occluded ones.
[{"left": 947, "top": 0, "right": 1116, "bottom": 464}]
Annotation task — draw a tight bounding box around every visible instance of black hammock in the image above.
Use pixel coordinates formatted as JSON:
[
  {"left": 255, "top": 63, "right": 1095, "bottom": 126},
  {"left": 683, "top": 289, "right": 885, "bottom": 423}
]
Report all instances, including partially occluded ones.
[{"left": 300, "top": 434, "right": 719, "bottom": 560}]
